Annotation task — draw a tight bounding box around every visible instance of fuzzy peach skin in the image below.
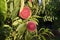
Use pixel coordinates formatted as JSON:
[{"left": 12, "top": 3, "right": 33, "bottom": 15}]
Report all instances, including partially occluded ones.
[
  {"left": 27, "top": 21, "right": 37, "bottom": 32},
  {"left": 19, "top": 6, "right": 31, "bottom": 19}
]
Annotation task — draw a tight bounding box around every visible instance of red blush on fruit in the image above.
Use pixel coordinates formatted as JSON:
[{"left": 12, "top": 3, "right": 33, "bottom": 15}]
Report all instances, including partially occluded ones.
[{"left": 19, "top": 6, "right": 31, "bottom": 19}]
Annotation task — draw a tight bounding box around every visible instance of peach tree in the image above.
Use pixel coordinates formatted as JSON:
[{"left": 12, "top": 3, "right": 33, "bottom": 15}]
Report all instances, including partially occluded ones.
[{"left": 0, "top": 0, "right": 57, "bottom": 40}]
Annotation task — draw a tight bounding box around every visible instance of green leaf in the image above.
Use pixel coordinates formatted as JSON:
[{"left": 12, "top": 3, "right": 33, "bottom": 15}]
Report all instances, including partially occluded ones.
[
  {"left": 13, "top": 17, "right": 19, "bottom": 21},
  {"left": 0, "top": 0, "right": 7, "bottom": 20},
  {"left": 0, "top": 0, "right": 7, "bottom": 26},
  {"left": 39, "top": 28, "right": 45, "bottom": 32},
  {"left": 3, "top": 24, "right": 13, "bottom": 32},
  {"left": 15, "top": 23, "right": 26, "bottom": 40},
  {"left": 20, "top": 0, "right": 24, "bottom": 12},
  {"left": 31, "top": 35, "right": 40, "bottom": 40},
  {"left": 47, "top": 32, "right": 54, "bottom": 36},
  {"left": 42, "top": 0, "right": 45, "bottom": 10},
  {"left": 12, "top": 19, "right": 22, "bottom": 26},
  {"left": 28, "top": 1, "right": 32, "bottom": 7},
  {"left": 39, "top": 28, "right": 54, "bottom": 39},
  {"left": 16, "top": 23, "right": 26, "bottom": 34},
  {"left": 12, "top": 20, "right": 19, "bottom": 26},
  {"left": 45, "top": 28, "right": 54, "bottom": 36},
  {"left": 45, "top": 28, "right": 50, "bottom": 32},
  {"left": 42, "top": 32, "right": 49, "bottom": 36},
  {"left": 25, "top": 31, "right": 32, "bottom": 40},
  {"left": 40, "top": 35, "right": 46, "bottom": 40},
  {"left": 11, "top": 0, "right": 20, "bottom": 20}
]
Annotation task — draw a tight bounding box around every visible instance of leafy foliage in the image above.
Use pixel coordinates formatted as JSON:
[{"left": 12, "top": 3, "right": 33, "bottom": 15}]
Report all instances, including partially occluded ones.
[
  {"left": 0, "top": 0, "right": 7, "bottom": 26},
  {"left": 1, "top": 0, "right": 59, "bottom": 40}
]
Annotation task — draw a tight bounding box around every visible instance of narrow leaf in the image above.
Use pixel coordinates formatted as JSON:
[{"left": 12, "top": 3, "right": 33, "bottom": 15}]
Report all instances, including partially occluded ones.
[
  {"left": 0, "top": 0, "right": 7, "bottom": 20},
  {"left": 41, "top": 35, "right": 46, "bottom": 40}
]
